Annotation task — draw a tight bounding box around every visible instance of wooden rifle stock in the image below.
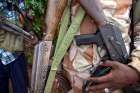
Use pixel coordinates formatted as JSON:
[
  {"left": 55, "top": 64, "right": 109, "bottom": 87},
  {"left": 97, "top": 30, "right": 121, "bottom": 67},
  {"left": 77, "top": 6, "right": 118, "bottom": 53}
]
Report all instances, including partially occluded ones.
[
  {"left": 0, "top": 20, "right": 33, "bottom": 41},
  {"left": 31, "top": 0, "right": 67, "bottom": 93},
  {"left": 44, "top": 0, "right": 68, "bottom": 40}
]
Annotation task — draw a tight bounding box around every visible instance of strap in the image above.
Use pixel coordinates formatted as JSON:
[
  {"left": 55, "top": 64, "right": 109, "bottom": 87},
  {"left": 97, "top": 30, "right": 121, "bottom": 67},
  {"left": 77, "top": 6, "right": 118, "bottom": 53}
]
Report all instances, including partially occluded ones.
[
  {"left": 44, "top": 7, "right": 85, "bottom": 93},
  {"left": 130, "top": 0, "right": 136, "bottom": 53},
  {"left": 54, "top": 0, "right": 71, "bottom": 54}
]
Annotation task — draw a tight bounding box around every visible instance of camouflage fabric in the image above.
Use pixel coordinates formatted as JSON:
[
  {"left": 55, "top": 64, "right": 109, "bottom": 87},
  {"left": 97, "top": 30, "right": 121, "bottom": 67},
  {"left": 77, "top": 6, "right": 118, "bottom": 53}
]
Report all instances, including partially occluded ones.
[
  {"left": 0, "top": 1, "right": 24, "bottom": 51},
  {"left": 0, "top": 29, "right": 24, "bottom": 51},
  {"left": 61, "top": 0, "right": 140, "bottom": 93}
]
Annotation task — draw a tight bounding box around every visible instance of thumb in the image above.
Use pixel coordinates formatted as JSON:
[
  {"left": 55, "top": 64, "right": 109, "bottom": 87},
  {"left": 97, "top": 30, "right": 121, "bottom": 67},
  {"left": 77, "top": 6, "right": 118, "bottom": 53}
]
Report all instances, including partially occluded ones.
[{"left": 103, "top": 60, "right": 119, "bottom": 69}]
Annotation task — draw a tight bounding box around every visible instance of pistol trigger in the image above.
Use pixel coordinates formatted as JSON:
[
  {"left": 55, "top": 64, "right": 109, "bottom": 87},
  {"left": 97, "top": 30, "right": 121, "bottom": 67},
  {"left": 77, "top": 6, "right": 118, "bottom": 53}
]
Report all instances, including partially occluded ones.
[{"left": 96, "top": 33, "right": 104, "bottom": 46}]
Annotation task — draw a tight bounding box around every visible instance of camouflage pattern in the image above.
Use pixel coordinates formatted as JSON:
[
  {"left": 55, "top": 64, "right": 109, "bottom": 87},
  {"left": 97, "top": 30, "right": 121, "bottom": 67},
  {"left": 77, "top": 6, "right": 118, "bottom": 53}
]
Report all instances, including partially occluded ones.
[
  {"left": 61, "top": 0, "right": 140, "bottom": 93},
  {"left": 0, "top": 29, "right": 24, "bottom": 51},
  {"left": 0, "top": 1, "right": 24, "bottom": 51}
]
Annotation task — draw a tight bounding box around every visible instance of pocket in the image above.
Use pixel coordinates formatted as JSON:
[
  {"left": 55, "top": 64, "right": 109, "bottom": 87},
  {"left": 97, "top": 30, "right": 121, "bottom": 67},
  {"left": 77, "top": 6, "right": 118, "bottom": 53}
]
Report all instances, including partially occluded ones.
[{"left": 1, "top": 31, "right": 24, "bottom": 51}]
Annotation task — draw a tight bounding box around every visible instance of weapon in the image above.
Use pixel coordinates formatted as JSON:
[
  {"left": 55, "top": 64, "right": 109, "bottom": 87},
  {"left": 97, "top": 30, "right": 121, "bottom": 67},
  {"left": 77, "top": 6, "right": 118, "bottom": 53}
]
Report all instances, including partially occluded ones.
[
  {"left": 31, "top": 0, "right": 68, "bottom": 92},
  {"left": 0, "top": 19, "right": 33, "bottom": 41},
  {"left": 31, "top": 41, "right": 52, "bottom": 93},
  {"left": 74, "top": 23, "right": 129, "bottom": 93},
  {"left": 44, "top": 7, "right": 85, "bottom": 93},
  {"left": 73, "top": 0, "right": 130, "bottom": 92}
]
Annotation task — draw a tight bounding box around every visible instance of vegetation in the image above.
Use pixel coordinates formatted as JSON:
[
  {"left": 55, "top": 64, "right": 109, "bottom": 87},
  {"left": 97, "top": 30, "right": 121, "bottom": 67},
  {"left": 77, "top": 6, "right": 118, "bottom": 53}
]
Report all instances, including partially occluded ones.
[
  {"left": 23, "top": 0, "right": 48, "bottom": 64},
  {"left": 24, "top": 0, "right": 48, "bottom": 40}
]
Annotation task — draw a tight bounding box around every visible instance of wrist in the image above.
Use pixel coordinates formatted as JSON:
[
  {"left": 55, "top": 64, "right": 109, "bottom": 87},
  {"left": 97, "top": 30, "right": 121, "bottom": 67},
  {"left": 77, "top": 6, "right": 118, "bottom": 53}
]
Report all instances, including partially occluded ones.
[
  {"left": 128, "top": 57, "right": 140, "bottom": 83},
  {"left": 128, "top": 65, "right": 140, "bottom": 83}
]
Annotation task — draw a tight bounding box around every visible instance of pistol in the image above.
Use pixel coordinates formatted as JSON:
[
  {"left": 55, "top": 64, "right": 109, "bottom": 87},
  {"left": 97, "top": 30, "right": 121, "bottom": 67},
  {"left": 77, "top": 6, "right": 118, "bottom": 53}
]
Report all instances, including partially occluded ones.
[{"left": 74, "top": 23, "right": 129, "bottom": 93}]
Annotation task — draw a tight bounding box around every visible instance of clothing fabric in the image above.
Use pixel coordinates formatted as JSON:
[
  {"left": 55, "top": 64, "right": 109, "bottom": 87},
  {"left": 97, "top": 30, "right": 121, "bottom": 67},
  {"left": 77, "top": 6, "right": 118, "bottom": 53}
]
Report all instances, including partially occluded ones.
[
  {"left": 0, "top": 30, "right": 24, "bottom": 52},
  {"left": 0, "top": 53, "right": 28, "bottom": 93},
  {"left": 61, "top": 0, "right": 140, "bottom": 93},
  {"left": 0, "top": 1, "right": 28, "bottom": 93},
  {"left": 0, "top": 0, "right": 24, "bottom": 65},
  {"left": 0, "top": 48, "right": 16, "bottom": 65},
  {"left": 0, "top": 0, "right": 24, "bottom": 52}
]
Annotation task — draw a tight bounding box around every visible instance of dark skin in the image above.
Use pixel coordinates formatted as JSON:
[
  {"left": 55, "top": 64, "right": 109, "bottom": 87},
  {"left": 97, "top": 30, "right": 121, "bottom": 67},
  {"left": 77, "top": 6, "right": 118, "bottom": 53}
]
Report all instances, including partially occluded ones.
[
  {"left": 78, "top": 0, "right": 106, "bottom": 26},
  {"left": 78, "top": 0, "right": 139, "bottom": 92},
  {"left": 87, "top": 61, "right": 139, "bottom": 92}
]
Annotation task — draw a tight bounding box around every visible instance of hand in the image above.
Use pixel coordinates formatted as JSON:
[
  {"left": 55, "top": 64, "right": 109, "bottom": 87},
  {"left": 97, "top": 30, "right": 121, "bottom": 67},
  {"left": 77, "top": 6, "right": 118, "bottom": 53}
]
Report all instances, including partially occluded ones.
[
  {"left": 25, "top": 33, "right": 38, "bottom": 48},
  {"left": 87, "top": 60, "right": 139, "bottom": 93},
  {"left": 53, "top": 79, "right": 60, "bottom": 89},
  {"left": 51, "top": 79, "right": 61, "bottom": 93}
]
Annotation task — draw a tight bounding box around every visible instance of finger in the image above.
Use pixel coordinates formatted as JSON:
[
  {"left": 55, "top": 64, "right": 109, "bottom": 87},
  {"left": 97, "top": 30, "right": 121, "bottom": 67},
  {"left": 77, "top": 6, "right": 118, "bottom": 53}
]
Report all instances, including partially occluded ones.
[
  {"left": 104, "top": 60, "right": 119, "bottom": 69},
  {"left": 89, "top": 90, "right": 104, "bottom": 93},
  {"left": 53, "top": 79, "right": 59, "bottom": 89},
  {"left": 88, "top": 88, "right": 111, "bottom": 93},
  {"left": 57, "top": 82, "right": 60, "bottom": 88},
  {"left": 89, "top": 87, "right": 116, "bottom": 93},
  {"left": 88, "top": 82, "right": 113, "bottom": 91},
  {"left": 89, "top": 73, "right": 113, "bottom": 84}
]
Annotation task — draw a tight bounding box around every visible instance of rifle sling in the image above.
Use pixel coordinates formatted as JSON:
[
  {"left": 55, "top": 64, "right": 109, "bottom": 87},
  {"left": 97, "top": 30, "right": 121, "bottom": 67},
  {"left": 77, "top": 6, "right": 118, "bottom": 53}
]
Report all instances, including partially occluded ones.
[
  {"left": 0, "top": 22, "right": 30, "bottom": 40},
  {"left": 54, "top": 0, "right": 71, "bottom": 54},
  {"left": 129, "top": 0, "right": 134, "bottom": 54},
  {"left": 44, "top": 7, "right": 85, "bottom": 93}
]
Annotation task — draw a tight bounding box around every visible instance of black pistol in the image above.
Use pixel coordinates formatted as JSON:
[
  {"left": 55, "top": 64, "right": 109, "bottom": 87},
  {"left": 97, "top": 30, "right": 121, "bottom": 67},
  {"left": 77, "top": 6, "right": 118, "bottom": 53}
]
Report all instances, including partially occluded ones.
[{"left": 74, "top": 23, "right": 129, "bottom": 93}]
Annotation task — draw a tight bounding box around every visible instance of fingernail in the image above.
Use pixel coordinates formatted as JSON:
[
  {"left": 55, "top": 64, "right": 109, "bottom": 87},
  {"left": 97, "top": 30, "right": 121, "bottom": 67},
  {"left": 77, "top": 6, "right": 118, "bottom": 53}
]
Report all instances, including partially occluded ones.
[{"left": 86, "top": 87, "right": 89, "bottom": 91}]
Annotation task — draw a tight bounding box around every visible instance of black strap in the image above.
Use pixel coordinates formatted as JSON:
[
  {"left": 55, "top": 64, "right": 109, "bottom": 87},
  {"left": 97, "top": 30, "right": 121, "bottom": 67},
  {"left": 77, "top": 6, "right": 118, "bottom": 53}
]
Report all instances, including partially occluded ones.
[
  {"left": 123, "top": 1, "right": 140, "bottom": 93},
  {"left": 130, "top": 0, "right": 135, "bottom": 53}
]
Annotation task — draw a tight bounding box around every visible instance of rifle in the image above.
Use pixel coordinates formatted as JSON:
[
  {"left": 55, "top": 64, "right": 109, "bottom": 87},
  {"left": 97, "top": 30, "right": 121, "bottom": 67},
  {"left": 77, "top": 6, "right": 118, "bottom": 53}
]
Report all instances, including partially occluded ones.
[
  {"left": 0, "top": 19, "right": 33, "bottom": 41},
  {"left": 31, "top": 41, "right": 52, "bottom": 93},
  {"left": 75, "top": 22, "right": 129, "bottom": 93},
  {"left": 31, "top": 0, "right": 67, "bottom": 92}
]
